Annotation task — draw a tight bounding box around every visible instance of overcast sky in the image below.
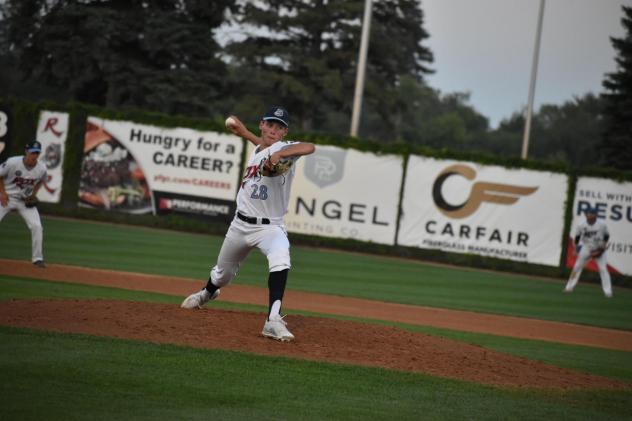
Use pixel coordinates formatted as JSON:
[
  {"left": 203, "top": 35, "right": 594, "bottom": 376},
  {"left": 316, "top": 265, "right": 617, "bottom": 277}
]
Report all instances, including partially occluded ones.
[{"left": 421, "top": 0, "right": 631, "bottom": 128}]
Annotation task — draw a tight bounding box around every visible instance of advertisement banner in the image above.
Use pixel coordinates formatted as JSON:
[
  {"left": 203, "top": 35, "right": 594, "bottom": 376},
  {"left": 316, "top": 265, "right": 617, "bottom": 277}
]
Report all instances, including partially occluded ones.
[
  {"left": 0, "top": 105, "right": 10, "bottom": 163},
  {"left": 283, "top": 145, "right": 403, "bottom": 245},
  {"left": 567, "top": 177, "right": 632, "bottom": 275},
  {"left": 36, "top": 110, "right": 69, "bottom": 203},
  {"left": 78, "top": 117, "right": 243, "bottom": 218},
  {"left": 398, "top": 156, "right": 568, "bottom": 266}
]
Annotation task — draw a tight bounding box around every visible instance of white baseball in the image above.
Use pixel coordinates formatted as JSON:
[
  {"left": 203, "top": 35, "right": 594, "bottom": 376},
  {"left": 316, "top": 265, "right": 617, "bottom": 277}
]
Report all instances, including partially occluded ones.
[{"left": 225, "top": 116, "right": 237, "bottom": 129}]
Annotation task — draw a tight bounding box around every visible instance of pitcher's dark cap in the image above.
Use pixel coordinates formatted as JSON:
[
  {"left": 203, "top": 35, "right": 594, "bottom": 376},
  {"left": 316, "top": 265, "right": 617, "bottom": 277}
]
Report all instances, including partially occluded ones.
[
  {"left": 25, "top": 140, "right": 42, "bottom": 153},
  {"left": 262, "top": 106, "right": 289, "bottom": 128}
]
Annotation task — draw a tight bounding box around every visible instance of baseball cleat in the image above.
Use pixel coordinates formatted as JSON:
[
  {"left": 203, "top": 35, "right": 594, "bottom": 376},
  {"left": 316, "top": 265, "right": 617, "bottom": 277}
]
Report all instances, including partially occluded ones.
[
  {"left": 262, "top": 314, "right": 295, "bottom": 342},
  {"left": 33, "top": 260, "right": 46, "bottom": 268},
  {"left": 180, "top": 288, "right": 219, "bottom": 309}
]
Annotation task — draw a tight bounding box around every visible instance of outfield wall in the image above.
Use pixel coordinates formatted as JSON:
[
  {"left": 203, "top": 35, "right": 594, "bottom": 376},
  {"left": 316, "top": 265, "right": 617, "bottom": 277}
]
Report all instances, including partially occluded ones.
[{"left": 2, "top": 98, "right": 631, "bottom": 280}]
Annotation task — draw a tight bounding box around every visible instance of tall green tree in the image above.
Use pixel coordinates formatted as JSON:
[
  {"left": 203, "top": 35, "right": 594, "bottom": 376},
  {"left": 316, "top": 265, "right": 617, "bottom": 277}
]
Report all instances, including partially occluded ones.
[
  {"left": 484, "top": 113, "right": 523, "bottom": 157},
  {"left": 484, "top": 94, "right": 606, "bottom": 166},
  {"left": 601, "top": 5, "right": 632, "bottom": 170},
  {"left": 223, "top": 0, "right": 433, "bottom": 138},
  {"left": 529, "top": 94, "right": 605, "bottom": 166},
  {"left": 377, "top": 75, "right": 489, "bottom": 149},
  {"left": 1, "top": 0, "right": 235, "bottom": 116}
]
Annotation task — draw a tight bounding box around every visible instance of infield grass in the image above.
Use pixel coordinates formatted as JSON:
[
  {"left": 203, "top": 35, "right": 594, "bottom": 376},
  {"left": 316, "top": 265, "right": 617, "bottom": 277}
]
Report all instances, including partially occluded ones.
[{"left": 1, "top": 215, "right": 631, "bottom": 330}]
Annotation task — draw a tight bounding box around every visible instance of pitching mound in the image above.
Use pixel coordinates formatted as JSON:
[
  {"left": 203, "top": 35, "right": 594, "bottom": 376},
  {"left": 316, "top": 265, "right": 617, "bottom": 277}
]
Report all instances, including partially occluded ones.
[{"left": 0, "top": 299, "right": 626, "bottom": 391}]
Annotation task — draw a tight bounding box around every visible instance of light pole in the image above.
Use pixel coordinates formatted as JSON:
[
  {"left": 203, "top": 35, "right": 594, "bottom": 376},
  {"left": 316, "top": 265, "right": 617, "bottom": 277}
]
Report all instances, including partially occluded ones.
[
  {"left": 522, "top": 0, "right": 546, "bottom": 159},
  {"left": 350, "top": 0, "right": 373, "bottom": 137}
]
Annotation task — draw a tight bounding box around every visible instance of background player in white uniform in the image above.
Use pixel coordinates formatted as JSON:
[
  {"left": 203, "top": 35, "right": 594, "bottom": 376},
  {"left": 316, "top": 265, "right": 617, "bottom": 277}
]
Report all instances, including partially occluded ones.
[
  {"left": 181, "top": 106, "right": 315, "bottom": 341},
  {"left": 564, "top": 207, "right": 612, "bottom": 297},
  {"left": 0, "top": 141, "right": 48, "bottom": 267}
]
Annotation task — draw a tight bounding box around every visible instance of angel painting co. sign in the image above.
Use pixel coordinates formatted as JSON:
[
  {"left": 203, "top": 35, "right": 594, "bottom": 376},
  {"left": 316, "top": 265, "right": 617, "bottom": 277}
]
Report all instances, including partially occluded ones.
[
  {"left": 284, "top": 145, "right": 403, "bottom": 245},
  {"left": 397, "top": 157, "right": 568, "bottom": 266}
]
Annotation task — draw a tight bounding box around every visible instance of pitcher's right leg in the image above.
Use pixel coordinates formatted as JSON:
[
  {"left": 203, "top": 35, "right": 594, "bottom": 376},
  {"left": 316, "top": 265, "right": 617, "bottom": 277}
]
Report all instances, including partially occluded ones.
[{"left": 181, "top": 223, "right": 251, "bottom": 309}]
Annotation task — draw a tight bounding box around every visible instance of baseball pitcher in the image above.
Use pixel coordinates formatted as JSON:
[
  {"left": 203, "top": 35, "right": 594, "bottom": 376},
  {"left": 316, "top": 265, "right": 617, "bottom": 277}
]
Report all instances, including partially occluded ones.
[
  {"left": 181, "top": 106, "right": 315, "bottom": 341},
  {"left": 0, "top": 141, "right": 48, "bottom": 267},
  {"left": 564, "top": 207, "right": 612, "bottom": 297}
]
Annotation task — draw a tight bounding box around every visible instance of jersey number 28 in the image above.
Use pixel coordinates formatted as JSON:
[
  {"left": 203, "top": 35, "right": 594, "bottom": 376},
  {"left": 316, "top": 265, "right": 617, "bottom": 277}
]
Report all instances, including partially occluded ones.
[{"left": 250, "top": 184, "right": 268, "bottom": 200}]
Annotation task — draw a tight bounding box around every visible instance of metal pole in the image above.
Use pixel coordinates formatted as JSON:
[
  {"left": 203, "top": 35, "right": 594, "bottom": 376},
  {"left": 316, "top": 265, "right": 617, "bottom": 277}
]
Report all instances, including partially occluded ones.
[
  {"left": 521, "top": 0, "right": 545, "bottom": 160},
  {"left": 350, "top": 0, "right": 373, "bottom": 137}
]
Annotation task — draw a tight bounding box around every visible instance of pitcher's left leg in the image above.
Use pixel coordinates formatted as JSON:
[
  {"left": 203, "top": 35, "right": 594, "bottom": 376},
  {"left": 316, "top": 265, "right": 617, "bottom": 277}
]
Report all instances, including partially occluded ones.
[
  {"left": 257, "top": 226, "right": 294, "bottom": 341},
  {"left": 257, "top": 225, "right": 291, "bottom": 316}
]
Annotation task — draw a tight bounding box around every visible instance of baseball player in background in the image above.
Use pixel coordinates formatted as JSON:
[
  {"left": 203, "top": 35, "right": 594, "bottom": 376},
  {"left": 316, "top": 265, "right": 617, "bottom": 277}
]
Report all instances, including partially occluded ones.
[
  {"left": 181, "top": 106, "right": 315, "bottom": 341},
  {"left": 0, "top": 141, "right": 48, "bottom": 267},
  {"left": 564, "top": 207, "right": 612, "bottom": 297}
]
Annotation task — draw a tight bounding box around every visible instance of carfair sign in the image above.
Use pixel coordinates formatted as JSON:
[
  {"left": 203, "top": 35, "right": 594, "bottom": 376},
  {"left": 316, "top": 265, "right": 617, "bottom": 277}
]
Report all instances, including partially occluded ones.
[
  {"left": 284, "top": 145, "right": 403, "bottom": 245},
  {"left": 36, "top": 110, "right": 69, "bottom": 203},
  {"left": 78, "top": 117, "right": 243, "bottom": 218},
  {"left": 567, "top": 177, "right": 632, "bottom": 276},
  {"left": 398, "top": 156, "right": 568, "bottom": 266}
]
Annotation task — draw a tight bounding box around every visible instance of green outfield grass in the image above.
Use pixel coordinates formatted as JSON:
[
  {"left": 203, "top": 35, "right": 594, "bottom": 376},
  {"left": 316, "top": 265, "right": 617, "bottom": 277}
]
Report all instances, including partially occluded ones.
[{"left": 1, "top": 215, "right": 631, "bottom": 330}]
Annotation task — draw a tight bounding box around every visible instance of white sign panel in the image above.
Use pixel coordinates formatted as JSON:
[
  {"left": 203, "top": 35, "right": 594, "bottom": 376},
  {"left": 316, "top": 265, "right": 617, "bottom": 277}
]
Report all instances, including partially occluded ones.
[
  {"left": 567, "top": 177, "right": 632, "bottom": 276},
  {"left": 284, "top": 145, "right": 403, "bottom": 245},
  {"left": 398, "top": 156, "right": 568, "bottom": 266},
  {"left": 78, "top": 117, "right": 243, "bottom": 218},
  {"left": 36, "top": 110, "right": 69, "bottom": 203}
]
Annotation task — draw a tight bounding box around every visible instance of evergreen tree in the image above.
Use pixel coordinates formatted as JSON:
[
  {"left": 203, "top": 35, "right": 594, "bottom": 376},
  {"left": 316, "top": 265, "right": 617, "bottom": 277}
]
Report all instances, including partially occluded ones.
[
  {"left": 1, "top": 0, "right": 235, "bottom": 116},
  {"left": 223, "top": 0, "right": 433, "bottom": 137},
  {"left": 601, "top": 5, "right": 632, "bottom": 170}
]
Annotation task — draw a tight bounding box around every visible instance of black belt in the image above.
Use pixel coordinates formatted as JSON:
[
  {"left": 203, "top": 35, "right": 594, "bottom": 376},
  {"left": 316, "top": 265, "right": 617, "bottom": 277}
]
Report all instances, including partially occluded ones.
[{"left": 237, "top": 212, "right": 270, "bottom": 225}]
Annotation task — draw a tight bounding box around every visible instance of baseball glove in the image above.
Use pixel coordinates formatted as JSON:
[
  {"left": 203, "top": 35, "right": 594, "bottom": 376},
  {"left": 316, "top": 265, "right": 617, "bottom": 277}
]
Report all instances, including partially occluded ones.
[
  {"left": 259, "top": 156, "right": 293, "bottom": 177},
  {"left": 24, "top": 196, "right": 38, "bottom": 208},
  {"left": 590, "top": 248, "right": 605, "bottom": 258}
]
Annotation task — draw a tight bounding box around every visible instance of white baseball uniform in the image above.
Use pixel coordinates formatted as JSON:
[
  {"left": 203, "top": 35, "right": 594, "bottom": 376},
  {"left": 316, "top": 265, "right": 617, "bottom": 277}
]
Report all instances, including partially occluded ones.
[
  {"left": 565, "top": 219, "right": 612, "bottom": 297},
  {"left": 209, "top": 140, "right": 301, "bottom": 287},
  {"left": 0, "top": 156, "right": 48, "bottom": 262}
]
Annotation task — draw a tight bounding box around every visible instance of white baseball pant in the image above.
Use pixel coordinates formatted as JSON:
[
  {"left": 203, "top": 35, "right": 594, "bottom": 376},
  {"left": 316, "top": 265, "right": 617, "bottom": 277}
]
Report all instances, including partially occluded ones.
[
  {"left": 565, "top": 246, "right": 612, "bottom": 296},
  {"left": 0, "top": 198, "right": 44, "bottom": 262},
  {"left": 209, "top": 218, "right": 291, "bottom": 288}
]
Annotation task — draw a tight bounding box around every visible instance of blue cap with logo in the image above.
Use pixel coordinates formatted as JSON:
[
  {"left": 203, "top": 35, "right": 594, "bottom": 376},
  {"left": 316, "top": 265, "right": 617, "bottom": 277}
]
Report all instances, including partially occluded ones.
[
  {"left": 25, "top": 140, "right": 42, "bottom": 153},
  {"left": 262, "top": 106, "right": 289, "bottom": 128}
]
